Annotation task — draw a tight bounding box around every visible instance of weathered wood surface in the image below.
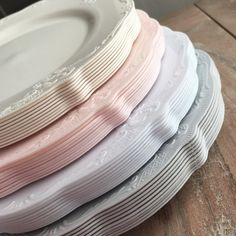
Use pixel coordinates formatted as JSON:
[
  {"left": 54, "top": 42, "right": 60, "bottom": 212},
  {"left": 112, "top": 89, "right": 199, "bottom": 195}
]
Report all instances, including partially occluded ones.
[
  {"left": 196, "top": 0, "right": 236, "bottom": 38},
  {"left": 123, "top": 4, "right": 236, "bottom": 236}
]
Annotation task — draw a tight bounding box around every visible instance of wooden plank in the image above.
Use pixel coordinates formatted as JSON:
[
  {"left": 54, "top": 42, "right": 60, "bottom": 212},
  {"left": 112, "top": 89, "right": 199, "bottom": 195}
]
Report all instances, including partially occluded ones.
[
  {"left": 123, "top": 5, "right": 236, "bottom": 236},
  {"left": 134, "top": 0, "right": 194, "bottom": 19},
  {"left": 195, "top": 0, "right": 236, "bottom": 38}
]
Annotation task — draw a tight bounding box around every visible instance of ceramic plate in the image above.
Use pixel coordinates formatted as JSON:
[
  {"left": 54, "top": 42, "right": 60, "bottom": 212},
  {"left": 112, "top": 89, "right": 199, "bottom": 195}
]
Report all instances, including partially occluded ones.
[
  {"left": 0, "top": 0, "right": 141, "bottom": 147},
  {"left": 0, "top": 11, "right": 165, "bottom": 197},
  {"left": 0, "top": 28, "right": 199, "bottom": 233}
]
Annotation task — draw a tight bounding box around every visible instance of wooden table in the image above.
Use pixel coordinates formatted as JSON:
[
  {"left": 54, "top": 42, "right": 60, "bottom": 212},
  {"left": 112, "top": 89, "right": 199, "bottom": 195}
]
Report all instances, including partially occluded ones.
[{"left": 123, "top": 1, "right": 236, "bottom": 235}]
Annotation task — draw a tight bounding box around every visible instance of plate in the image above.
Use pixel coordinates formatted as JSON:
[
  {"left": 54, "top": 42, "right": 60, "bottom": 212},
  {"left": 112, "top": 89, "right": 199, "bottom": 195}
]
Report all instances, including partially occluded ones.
[
  {"left": 0, "top": 28, "right": 199, "bottom": 233},
  {"left": 0, "top": 11, "right": 164, "bottom": 198},
  {"left": 0, "top": 0, "right": 141, "bottom": 148}
]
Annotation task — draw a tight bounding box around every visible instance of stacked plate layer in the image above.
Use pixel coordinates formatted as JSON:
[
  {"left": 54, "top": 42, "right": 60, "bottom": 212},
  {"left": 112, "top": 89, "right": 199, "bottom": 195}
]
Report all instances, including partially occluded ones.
[
  {"left": 0, "top": 25, "right": 198, "bottom": 233},
  {"left": 0, "top": 0, "right": 141, "bottom": 147},
  {"left": 0, "top": 11, "right": 165, "bottom": 198},
  {"left": 0, "top": 0, "right": 224, "bottom": 235}
]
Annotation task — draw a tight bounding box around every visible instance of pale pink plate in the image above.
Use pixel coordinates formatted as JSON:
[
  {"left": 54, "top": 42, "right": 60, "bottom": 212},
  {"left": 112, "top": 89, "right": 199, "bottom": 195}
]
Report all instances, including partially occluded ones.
[{"left": 0, "top": 11, "right": 165, "bottom": 198}]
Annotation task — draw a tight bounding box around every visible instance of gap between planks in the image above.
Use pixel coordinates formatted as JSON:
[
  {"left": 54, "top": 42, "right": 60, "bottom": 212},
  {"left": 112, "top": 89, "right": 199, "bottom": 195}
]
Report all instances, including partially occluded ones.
[{"left": 194, "top": 3, "right": 236, "bottom": 40}]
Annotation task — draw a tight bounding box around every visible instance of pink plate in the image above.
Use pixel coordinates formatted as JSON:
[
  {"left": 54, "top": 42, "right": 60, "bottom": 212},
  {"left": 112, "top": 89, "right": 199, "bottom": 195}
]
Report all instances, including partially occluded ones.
[{"left": 0, "top": 10, "right": 165, "bottom": 198}]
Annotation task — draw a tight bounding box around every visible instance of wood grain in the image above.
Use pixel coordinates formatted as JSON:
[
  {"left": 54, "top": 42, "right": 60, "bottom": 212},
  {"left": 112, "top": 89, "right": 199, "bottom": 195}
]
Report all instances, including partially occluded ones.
[
  {"left": 196, "top": 0, "right": 236, "bottom": 38},
  {"left": 123, "top": 5, "right": 236, "bottom": 236}
]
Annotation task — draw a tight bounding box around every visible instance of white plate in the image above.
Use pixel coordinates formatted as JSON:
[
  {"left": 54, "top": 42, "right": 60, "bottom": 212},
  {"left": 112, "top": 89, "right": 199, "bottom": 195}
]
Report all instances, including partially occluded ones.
[
  {"left": 0, "top": 0, "right": 133, "bottom": 110},
  {"left": 0, "top": 0, "right": 140, "bottom": 148},
  {"left": 0, "top": 28, "right": 199, "bottom": 234}
]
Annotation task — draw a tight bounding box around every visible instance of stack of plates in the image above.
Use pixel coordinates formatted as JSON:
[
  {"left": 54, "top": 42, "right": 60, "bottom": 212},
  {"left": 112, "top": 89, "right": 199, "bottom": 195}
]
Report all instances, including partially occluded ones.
[
  {"left": 0, "top": 0, "right": 224, "bottom": 235},
  {"left": 0, "top": 11, "right": 165, "bottom": 197},
  {"left": 0, "top": 0, "right": 140, "bottom": 147}
]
